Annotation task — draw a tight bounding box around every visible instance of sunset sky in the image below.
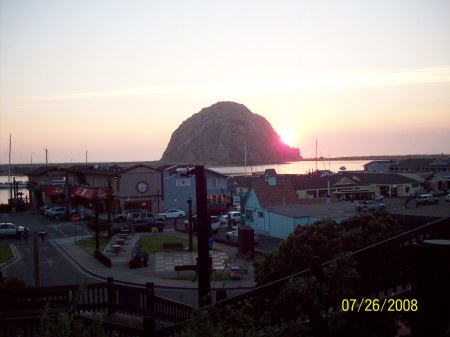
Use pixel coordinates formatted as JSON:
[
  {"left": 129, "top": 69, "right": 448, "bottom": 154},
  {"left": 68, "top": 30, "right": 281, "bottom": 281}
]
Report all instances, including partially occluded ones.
[{"left": 1, "top": 0, "right": 449, "bottom": 164}]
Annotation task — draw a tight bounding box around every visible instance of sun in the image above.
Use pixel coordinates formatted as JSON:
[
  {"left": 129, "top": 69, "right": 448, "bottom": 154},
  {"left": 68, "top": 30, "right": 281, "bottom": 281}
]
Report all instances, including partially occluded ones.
[{"left": 278, "top": 126, "right": 296, "bottom": 147}]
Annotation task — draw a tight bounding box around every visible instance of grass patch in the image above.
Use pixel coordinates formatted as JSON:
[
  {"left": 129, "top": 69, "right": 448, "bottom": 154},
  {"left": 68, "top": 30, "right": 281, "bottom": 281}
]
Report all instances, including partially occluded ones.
[
  {"left": 138, "top": 235, "right": 196, "bottom": 253},
  {"left": 211, "top": 272, "right": 230, "bottom": 282},
  {"left": 75, "top": 236, "right": 109, "bottom": 255},
  {"left": 0, "top": 244, "right": 13, "bottom": 263}
]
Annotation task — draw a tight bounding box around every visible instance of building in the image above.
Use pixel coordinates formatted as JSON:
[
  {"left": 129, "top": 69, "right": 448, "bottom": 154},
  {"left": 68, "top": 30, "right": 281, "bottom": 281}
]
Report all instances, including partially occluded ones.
[
  {"left": 242, "top": 170, "right": 357, "bottom": 239},
  {"left": 26, "top": 164, "right": 163, "bottom": 215},
  {"left": 161, "top": 166, "right": 231, "bottom": 215},
  {"left": 363, "top": 160, "right": 395, "bottom": 173},
  {"left": 389, "top": 158, "right": 450, "bottom": 173}
]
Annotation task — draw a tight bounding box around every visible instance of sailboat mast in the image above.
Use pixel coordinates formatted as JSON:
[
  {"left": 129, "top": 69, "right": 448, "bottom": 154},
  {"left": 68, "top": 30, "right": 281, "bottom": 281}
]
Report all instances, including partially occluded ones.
[
  {"left": 315, "top": 139, "right": 318, "bottom": 171},
  {"left": 8, "top": 134, "right": 11, "bottom": 184},
  {"left": 244, "top": 139, "right": 247, "bottom": 175}
]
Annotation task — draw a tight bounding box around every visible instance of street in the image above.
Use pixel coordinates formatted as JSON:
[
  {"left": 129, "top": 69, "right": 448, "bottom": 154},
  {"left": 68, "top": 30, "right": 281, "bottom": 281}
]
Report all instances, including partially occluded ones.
[
  {"left": 1, "top": 211, "right": 100, "bottom": 286},
  {"left": 0, "top": 210, "right": 251, "bottom": 305}
]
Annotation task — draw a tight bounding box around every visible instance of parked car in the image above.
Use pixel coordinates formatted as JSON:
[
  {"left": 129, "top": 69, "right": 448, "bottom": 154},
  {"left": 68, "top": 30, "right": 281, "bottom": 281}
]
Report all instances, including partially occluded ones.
[
  {"left": 225, "top": 230, "right": 260, "bottom": 243},
  {"left": 374, "top": 194, "right": 384, "bottom": 202},
  {"left": 210, "top": 216, "right": 221, "bottom": 233},
  {"left": 445, "top": 193, "right": 450, "bottom": 202},
  {"left": 132, "top": 220, "right": 165, "bottom": 233},
  {"left": 356, "top": 201, "right": 386, "bottom": 212},
  {"left": 126, "top": 211, "right": 160, "bottom": 224},
  {"left": 0, "top": 223, "right": 25, "bottom": 238},
  {"left": 190, "top": 215, "right": 221, "bottom": 234},
  {"left": 47, "top": 206, "right": 77, "bottom": 219},
  {"left": 157, "top": 209, "right": 185, "bottom": 219},
  {"left": 114, "top": 209, "right": 143, "bottom": 222},
  {"left": 416, "top": 193, "right": 439, "bottom": 205},
  {"left": 44, "top": 206, "right": 62, "bottom": 216},
  {"left": 39, "top": 204, "right": 57, "bottom": 214},
  {"left": 227, "top": 211, "right": 242, "bottom": 225},
  {"left": 219, "top": 214, "right": 229, "bottom": 225}
]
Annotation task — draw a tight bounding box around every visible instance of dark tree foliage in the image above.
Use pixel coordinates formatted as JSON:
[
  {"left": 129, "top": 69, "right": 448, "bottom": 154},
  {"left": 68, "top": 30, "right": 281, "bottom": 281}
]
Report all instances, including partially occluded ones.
[
  {"left": 254, "top": 212, "right": 400, "bottom": 285},
  {"left": 86, "top": 219, "right": 111, "bottom": 237},
  {"left": 176, "top": 254, "right": 399, "bottom": 337}
]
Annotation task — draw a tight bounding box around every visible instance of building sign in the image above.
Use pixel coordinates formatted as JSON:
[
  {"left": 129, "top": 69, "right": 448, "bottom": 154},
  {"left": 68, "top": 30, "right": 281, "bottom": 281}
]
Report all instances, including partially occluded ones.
[{"left": 176, "top": 178, "right": 191, "bottom": 187}]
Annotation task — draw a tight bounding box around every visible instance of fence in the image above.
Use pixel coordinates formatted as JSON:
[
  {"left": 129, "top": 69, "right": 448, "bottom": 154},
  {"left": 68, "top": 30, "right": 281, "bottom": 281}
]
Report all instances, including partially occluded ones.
[{"left": 0, "top": 277, "right": 193, "bottom": 337}]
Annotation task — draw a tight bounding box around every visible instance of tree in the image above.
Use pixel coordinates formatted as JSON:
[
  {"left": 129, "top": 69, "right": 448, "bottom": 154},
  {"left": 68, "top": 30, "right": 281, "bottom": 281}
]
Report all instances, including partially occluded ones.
[{"left": 254, "top": 213, "right": 400, "bottom": 285}]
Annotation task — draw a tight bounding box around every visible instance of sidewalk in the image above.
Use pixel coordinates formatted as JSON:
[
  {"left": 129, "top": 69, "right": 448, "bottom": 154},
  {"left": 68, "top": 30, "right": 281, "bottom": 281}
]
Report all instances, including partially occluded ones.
[{"left": 53, "top": 230, "right": 257, "bottom": 289}]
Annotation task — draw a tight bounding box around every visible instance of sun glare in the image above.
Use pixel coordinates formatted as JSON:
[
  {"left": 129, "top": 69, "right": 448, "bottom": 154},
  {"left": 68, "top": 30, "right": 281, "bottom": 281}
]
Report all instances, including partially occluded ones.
[{"left": 278, "top": 126, "right": 296, "bottom": 147}]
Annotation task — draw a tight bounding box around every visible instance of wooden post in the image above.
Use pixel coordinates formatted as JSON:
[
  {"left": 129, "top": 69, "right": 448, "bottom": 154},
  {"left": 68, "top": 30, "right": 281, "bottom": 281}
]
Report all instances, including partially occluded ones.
[
  {"left": 95, "top": 202, "right": 100, "bottom": 251},
  {"left": 187, "top": 198, "right": 193, "bottom": 252},
  {"left": 33, "top": 232, "right": 40, "bottom": 287},
  {"left": 143, "top": 282, "right": 155, "bottom": 334},
  {"left": 196, "top": 166, "right": 211, "bottom": 307},
  {"left": 107, "top": 277, "right": 116, "bottom": 315}
]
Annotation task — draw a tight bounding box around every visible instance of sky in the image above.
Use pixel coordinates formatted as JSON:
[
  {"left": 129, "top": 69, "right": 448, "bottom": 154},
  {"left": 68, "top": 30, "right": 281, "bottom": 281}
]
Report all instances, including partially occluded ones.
[{"left": 1, "top": 0, "right": 449, "bottom": 164}]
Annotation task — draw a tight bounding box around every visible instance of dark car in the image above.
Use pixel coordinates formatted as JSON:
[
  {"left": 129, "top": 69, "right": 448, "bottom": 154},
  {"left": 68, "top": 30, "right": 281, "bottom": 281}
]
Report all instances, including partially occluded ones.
[
  {"left": 126, "top": 212, "right": 165, "bottom": 232},
  {"left": 114, "top": 209, "right": 143, "bottom": 222},
  {"left": 132, "top": 220, "right": 165, "bottom": 232}
]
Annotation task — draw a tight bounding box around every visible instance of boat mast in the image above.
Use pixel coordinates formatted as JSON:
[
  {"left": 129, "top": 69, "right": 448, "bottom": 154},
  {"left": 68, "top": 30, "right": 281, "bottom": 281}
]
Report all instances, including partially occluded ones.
[
  {"left": 315, "top": 139, "right": 318, "bottom": 172},
  {"left": 8, "top": 134, "right": 11, "bottom": 184},
  {"left": 244, "top": 139, "right": 247, "bottom": 175}
]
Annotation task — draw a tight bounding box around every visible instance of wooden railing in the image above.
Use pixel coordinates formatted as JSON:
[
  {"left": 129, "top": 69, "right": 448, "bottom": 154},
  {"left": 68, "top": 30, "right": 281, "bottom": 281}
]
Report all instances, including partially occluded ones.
[
  {"left": 159, "top": 216, "right": 450, "bottom": 336},
  {"left": 0, "top": 277, "right": 193, "bottom": 336},
  {"left": 1, "top": 217, "right": 448, "bottom": 336}
]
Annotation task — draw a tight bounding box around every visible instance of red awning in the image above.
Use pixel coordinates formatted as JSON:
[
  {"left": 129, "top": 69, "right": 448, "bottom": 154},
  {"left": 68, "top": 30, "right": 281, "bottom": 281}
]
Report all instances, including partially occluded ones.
[
  {"left": 72, "top": 186, "right": 111, "bottom": 200},
  {"left": 42, "top": 185, "right": 66, "bottom": 196}
]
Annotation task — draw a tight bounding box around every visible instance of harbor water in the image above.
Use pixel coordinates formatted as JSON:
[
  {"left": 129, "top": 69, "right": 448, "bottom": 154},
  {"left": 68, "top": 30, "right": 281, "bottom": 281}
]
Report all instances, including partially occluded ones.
[
  {"left": 209, "top": 159, "right": 369, "bottom": 175},
  {"left": 0, "top": 175, "right": 29, "bottom": 205}
]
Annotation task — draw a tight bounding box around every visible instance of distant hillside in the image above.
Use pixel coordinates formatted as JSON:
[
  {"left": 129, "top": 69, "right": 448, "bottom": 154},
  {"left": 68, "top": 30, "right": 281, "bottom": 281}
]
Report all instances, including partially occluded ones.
[{"left": 160, "top": 101, "right": 301, "bottom": 165}]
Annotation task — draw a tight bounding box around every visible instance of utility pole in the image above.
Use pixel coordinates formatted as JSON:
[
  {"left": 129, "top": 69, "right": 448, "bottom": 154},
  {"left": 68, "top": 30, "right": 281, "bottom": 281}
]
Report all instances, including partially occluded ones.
[
  {"left": 195, "top": 166, "right": 211, "bottom": 307},
  {"left": 95, "top": 203, "right": 100, "bottom": 251}
]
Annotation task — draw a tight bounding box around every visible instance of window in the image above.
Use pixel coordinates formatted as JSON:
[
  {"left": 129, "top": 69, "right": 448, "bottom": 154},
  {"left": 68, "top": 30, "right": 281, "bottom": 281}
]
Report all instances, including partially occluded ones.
[{"left": 258, "top": 211, "right": 264, "bottom": 218}]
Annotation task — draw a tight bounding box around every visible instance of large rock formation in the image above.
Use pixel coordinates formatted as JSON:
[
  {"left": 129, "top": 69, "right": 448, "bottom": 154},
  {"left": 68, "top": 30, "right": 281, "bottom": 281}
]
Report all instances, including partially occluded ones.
[{"left": 160, "top": 101, "right": 301, "bottom": 165}]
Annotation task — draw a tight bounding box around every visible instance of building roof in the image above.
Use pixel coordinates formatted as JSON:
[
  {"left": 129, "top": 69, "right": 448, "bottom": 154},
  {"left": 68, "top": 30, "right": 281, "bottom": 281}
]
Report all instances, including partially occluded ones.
[
  {"left": 251, "top": 180, "right": 300, "bottom": 206},
  {"left": 267, "top": 199, "right": 356, "bottom": 218},
  {"left": 390, "top": 158, "right": 450, "bottom": 170},
  {"left": 230, "top": 175, "right": 265, "bottom": 189},
  {"left": 278, "top": 172, "right": 418, "bottom": 190}
]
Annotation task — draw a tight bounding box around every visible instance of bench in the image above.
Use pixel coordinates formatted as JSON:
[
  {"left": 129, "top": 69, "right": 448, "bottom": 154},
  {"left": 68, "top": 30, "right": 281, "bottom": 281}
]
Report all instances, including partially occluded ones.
[
  {"left": 174, "top": 264, "right": 197, "bottom": 276},
  {"left": 162, "top": 242, "right": 183, "bottom": 251}
]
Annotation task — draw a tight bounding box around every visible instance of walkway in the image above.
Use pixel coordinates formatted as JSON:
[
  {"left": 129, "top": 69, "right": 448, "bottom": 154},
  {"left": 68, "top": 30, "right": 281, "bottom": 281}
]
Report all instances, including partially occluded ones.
[{"left": 53, "top": 229, "right": 256, "bottom": 289}]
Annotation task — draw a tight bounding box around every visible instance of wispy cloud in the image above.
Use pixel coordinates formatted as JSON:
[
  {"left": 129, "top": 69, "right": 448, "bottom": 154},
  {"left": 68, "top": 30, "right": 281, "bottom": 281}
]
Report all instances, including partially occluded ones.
[{"left": 33, "top": 66, "right": 450, "bottom": 101}]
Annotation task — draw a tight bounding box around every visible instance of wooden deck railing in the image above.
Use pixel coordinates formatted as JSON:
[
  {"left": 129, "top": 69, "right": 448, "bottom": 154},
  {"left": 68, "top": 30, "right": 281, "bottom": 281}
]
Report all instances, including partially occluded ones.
[
  {"left": 158, "top": 216, "right": 450, "bottom": 336},
  {"left": 0, "top": 277, "right": 193, "bottom": 336}
]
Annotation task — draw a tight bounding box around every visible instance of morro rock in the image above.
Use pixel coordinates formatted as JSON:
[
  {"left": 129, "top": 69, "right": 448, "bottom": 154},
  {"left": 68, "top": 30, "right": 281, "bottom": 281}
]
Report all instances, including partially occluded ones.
[{"left": 160, "top": 101, "right": 301, "bottom": 165}]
